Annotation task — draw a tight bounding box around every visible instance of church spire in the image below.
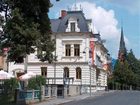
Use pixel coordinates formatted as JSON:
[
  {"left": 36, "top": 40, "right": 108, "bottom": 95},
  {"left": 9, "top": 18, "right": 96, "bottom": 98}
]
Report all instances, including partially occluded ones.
[
  {"left": 119, "top": 27, "right": 126, "bottom": 52},
  {"left": 118, "top": 27, "right": 127, "bottom": 62}
]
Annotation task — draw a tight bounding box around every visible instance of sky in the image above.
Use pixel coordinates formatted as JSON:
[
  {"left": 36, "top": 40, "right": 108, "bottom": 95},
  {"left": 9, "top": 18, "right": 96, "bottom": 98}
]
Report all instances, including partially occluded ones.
[{"left": 49, "top": 0, "right": 140, "bottom": 59}]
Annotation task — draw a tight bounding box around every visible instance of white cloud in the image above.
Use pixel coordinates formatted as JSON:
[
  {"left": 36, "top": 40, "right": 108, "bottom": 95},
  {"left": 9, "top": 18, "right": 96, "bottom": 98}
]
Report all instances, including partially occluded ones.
[
  {"left": 77, "top": 2, "right": 119, "bottom": 39},
  {"left": 76, "top": 2, "right": 129, "bottom": 58}
]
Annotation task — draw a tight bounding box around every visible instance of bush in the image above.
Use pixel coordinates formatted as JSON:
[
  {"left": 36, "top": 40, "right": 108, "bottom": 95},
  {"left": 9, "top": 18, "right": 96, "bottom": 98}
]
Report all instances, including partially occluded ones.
[
  {"left": 0, "top": 78, "right": 18, "bottom": 105},
  {"left": 27, "top": 75, "right": 46, "bottom": 90},
  {"left": 3, "top": 78, "right": 18, "bottom": 94}
]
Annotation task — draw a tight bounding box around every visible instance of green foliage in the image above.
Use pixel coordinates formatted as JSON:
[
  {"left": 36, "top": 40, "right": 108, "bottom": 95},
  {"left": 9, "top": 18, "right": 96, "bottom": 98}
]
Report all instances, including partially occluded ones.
[
  {"left": 27, "top": 75, "right": 46, "bottom": 90},
  {"left": 0, "top": 0, "right": 55, "bottom": 63},
  {"left": 2, "top": 8, "right": 41, "bottom": 63},
  {"left": 0, "top": 15, "right": 4, "bottom": 26},
  {"left": 127, "top": 49, "right": 140, "bottom": 88},
  {"left": 0, "top": 15, "right": 4, "bottom": 55},
  {"left": 113, "top": 60, "right": 135, "bottom": 85},
  {"left": 113, "top": 49, "right": 140, "bottom": 90},
  {"left": 27, "top": 77, "right": 39, "bottom": 90},
  {"left": 3, "top": 78, "right": 18, "bottom": 94},
  {"left": 0, "top": 78, "right": 18, "bottom": 105},
  {"left": 127, "top": 49, "right": 140, "bottom": 74}
]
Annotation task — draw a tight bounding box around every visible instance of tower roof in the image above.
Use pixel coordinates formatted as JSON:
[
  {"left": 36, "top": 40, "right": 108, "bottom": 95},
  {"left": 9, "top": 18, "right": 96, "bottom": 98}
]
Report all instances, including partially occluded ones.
[
  {"left": 118, "top": 27, "right": 127, "bottom": 59},
  {"left": 118, "top": 28, "right": 127, "bottom": 62}
]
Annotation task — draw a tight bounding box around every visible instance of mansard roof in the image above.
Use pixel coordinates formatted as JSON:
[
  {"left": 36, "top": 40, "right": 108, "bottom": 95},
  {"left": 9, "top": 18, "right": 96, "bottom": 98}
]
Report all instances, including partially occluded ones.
[
  {"left": 50, "top": 19, "right": 61, "bottom": 32},
  {"left": 50, "top": 10, "right": 89, "bottom": 32}
]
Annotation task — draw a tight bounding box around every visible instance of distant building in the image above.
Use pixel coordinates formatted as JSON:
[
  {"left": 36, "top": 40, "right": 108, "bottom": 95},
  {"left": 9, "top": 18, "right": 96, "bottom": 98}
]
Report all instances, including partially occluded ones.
[{"left": 8, "top": 9, "right": 111, "bottom": 97}]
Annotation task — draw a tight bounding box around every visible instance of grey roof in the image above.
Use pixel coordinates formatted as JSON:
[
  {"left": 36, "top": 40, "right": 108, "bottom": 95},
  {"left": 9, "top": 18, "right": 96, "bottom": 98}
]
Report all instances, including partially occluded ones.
[
  {"left": 50, "top": 11, "right": 89, "bottom": 33},
  {"left": 50, "top": 19, "right": 61, "bottom": 32}
]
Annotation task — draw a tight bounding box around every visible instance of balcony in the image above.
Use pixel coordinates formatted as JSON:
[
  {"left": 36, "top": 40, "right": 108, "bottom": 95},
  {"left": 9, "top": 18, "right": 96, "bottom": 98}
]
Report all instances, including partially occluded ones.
[{"left": 45, "top": 77, "right": 74, "bottom": 85}]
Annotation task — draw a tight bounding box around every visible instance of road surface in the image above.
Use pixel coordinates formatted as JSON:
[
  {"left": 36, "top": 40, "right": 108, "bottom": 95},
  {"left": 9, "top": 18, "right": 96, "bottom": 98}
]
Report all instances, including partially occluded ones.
[{"left": 61, "top": 91, "right": 140, "bottom": 105}]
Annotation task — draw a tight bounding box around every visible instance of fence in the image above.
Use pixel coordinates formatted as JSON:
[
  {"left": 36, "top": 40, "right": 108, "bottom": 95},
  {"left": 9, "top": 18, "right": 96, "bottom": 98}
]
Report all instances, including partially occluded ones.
[{"left": 18, "top": 90, "right": 40, "bottom": 100}]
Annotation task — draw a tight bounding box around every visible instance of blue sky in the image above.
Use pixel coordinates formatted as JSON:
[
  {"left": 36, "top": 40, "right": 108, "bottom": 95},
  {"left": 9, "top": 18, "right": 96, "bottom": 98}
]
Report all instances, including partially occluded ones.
[{"left": 49, "top": 0, "right": 140, "bottom": 59}]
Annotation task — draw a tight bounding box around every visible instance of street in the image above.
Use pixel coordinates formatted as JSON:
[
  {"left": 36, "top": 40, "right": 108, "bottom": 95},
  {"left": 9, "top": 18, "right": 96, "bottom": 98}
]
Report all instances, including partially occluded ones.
[{"left": 60, "top": 91, "right": 140, "bottom": 105}]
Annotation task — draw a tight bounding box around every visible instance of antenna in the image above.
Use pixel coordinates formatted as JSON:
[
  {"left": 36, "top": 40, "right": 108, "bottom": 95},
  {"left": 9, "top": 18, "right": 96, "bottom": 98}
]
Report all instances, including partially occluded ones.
[{"left": 74, "top": 0, "right": 77, "bottom": 10}]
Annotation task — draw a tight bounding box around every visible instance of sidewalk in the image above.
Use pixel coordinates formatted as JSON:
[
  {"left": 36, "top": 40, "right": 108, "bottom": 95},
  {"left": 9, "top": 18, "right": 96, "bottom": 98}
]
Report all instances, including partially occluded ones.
[{"left": 35, "top": 91, "right": 113, "bottom": 105}]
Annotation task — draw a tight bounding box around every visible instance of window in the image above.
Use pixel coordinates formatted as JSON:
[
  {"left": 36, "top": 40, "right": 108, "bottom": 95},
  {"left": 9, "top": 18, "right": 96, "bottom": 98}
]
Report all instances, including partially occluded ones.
[
  {"left": 74, "top": 44, "right": 80, "bottom": 56},
  {"left": 96, "top": 69, "right": 100, "bottom": 80},
  {"left": 76, "top": 67, "right": 81, "bottom": 79},
  {"left": 71, "top": 22, "right": 75, "bottom": 32},
  {"left": 64, "top": 67, "right": 69, "bottom": 78},
  {"left": 65, "top": 44, "right": 71, "bottom": 56},
  {"left": 41, "top": 67, "right": 47, "bottom": 77}
]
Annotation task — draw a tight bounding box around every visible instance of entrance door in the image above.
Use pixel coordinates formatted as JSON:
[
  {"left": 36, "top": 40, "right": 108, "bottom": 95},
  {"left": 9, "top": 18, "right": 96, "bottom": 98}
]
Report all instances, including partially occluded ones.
[{"left": 57, "top": 85, "right": 64, "bottom": 98}]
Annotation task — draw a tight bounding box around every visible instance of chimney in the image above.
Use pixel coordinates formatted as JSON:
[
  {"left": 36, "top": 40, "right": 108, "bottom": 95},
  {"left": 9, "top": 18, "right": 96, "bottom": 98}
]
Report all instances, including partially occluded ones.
[{"left": 61, "top": 10, "right": 67, "bottom": 19}]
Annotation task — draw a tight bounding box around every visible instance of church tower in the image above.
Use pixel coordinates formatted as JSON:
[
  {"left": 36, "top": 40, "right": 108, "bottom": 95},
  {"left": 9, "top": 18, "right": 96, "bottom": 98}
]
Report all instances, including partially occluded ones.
[{"left": 118, "top": 27, "right": 127, "bottom": 62}]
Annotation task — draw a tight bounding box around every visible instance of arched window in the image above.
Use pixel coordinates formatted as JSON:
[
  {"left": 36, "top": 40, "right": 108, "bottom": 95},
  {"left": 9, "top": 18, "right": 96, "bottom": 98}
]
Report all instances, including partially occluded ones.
[
  {"left": 76, "top": 67, "right": 81, "bottom": 79},
  {"left": 64, "top": 67, "right": 69, "bottom": 78}
]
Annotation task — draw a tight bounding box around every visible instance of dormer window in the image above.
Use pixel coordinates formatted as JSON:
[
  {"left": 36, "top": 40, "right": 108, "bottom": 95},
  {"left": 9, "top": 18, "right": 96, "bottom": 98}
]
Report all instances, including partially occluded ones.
[
  {"left": 66, "top": 17, "right": 80, "bottom": 32},
  {"left": 71, "top": 22, "right": 76, "bottom": 32}
]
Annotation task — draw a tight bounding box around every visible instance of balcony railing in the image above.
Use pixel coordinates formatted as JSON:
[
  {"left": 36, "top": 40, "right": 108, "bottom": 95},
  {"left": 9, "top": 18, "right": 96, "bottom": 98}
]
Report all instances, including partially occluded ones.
[{"left": 45, "top": 77, "right": 74, "bottom": 85}]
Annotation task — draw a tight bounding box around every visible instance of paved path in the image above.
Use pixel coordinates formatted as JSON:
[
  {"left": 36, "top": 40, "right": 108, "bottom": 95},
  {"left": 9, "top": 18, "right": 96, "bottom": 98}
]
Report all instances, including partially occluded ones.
[
  {"left": 35, "top": 91, "right": 112, "bottom": 105},
  {"left": 62, "top": 91, "right": 140, "bottom": 105}
]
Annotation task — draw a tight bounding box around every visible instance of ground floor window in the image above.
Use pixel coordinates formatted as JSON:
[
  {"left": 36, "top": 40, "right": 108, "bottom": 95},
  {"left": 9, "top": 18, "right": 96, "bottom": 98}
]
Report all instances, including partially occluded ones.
[{"left": 64, "top": 67, "right": 69, "bottom": 78}]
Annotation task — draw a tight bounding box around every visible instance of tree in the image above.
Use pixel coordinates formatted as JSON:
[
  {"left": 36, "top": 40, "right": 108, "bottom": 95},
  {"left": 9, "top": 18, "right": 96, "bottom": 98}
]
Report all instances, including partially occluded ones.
[
  {"left": 127, "top": 49, "right": 140, "bottom": 74},
  {"left": 127, "top": 49, "right": 140, "bottom": 89},
  {"left": 112, "top": 49, "right": 140, "bottom": 90},
  {"left": 0, "top": 14, "right": 4, "bottom": 55},
  {"left": 0, "top": 0, "right": 56, "bottom": 63},
  {"left": 113, "top": 60, "right": 135, "bottom": 88}
]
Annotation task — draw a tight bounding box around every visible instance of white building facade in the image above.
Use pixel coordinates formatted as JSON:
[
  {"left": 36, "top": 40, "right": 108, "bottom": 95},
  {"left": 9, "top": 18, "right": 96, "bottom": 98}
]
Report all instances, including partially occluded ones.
[{"left": 8, "top": 10, "right": 110, "bottom": 97}]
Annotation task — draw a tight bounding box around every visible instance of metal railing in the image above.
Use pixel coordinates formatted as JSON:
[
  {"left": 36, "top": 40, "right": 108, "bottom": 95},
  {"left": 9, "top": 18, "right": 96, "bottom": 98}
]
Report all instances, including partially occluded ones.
[{"left": 45, "top": 77, "right": 74, "bottom": 85}]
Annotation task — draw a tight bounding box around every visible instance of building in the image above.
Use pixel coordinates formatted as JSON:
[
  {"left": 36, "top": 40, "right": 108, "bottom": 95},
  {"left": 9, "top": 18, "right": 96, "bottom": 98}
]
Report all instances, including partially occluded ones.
[
  {"left": 118, "top": 27, "right": 127, "bottom": 62},
  {"left": 8, "top": 9, "right": 110, "bottom": 97}
]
